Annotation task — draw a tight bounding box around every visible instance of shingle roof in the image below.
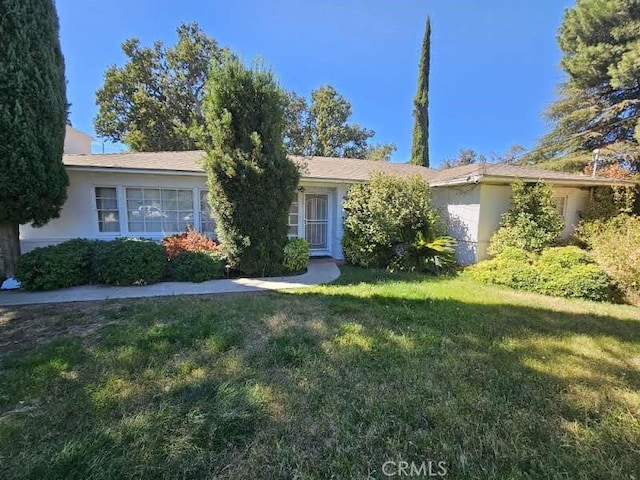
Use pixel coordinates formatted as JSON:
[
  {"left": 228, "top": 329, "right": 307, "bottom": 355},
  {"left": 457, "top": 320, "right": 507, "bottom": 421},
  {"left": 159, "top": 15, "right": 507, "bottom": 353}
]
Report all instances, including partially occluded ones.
[
  {"left": 62, "top": 151, "right": 438, "bottom": 182},
  {"left": 63, "top": 151, "right": 205, "bottom": 173},
  {"left": 62, "top": 151, "right": 636, "bottom": 186},
  {"left": 429, "top": 162, "right": 637, "bottom": 186},
  {"left": 297, "top": 155, "right": 436, "bottom": 181}
]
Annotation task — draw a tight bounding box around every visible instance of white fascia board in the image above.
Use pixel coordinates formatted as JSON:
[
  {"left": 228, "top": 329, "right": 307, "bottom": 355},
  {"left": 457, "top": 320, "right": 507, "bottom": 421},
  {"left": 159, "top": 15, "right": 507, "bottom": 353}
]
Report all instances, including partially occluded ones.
[
  {"left": 430, "top": 174, "right": 637, "bottom": 188},
  {"left": 66, "top": 166, "right": 364, "bottom": 184}
]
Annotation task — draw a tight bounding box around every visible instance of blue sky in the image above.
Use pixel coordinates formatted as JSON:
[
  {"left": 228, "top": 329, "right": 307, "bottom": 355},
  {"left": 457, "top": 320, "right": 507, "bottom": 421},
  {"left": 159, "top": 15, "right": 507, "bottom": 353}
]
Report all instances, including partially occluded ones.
[{"left": 57, "top": 0, "right": 574, "bottom": 166}]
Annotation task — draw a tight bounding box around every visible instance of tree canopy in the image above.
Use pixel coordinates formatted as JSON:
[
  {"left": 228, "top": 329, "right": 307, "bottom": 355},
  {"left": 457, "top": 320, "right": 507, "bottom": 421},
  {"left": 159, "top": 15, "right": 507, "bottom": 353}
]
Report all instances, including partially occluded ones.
[
  {"left": 284, "top": 86, "right": 395, "bottom": 159},
  {"left": 95, "top": 25, "right": 393, "bottom": 160},
  {"left": 536, "top": 0, "right": 640, "bottom": 172},
  {"left": 439, "top": 145, "right": 525, "bottom": 169},
  {"left": 440, "top": 149, "right": 487, "bottom": 169},
  {"left": 0, "top": 0, "right": 68, "bottom": 277},
  {"left": 94, "top": 22, "right": 229, "bottom": 151}
]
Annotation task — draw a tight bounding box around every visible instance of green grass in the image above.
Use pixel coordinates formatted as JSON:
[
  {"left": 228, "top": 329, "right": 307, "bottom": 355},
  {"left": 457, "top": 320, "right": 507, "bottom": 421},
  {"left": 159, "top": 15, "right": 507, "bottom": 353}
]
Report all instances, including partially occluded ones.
[{"left": 1, "top": 267, "right": 639, "bottom": 479}]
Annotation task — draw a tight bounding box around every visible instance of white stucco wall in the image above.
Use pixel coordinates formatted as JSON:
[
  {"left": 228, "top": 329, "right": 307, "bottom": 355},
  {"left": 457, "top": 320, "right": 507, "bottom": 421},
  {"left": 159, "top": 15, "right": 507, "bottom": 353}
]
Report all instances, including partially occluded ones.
[
  {"left": 477, "top": 184, "right": 512, "bottom": 261},
  {"left": 19, "top": 169, "right": 347, "bottom": 259},
  {"left": 19, "top": 166, "right": 594, "bottom": 265},
  {"left": 432, "top": 185, "right": 481, "bottom": 265},
  {"left": 64, "top": 126, "right": 93, "bottom": 154},
  {"left": 20, "top": 170, "right": 208, "bottom": 251},
  {"left": 334, "top": 185, "right": 348, "bottom": 260},
  {"left": 434, "top": 182, "right": 592, "bottom": 264},
  {"left": 476, "top": 183, "right": 590, "bottom": 262},
  {"left": 554, "top": 186, "right": 590, "bottom": 238}
]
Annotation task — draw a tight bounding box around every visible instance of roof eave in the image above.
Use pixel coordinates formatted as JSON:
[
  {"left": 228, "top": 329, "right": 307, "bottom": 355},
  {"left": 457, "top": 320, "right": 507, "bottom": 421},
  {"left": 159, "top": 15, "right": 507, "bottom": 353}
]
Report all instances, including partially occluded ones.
[
  {"left": 429, "top": 175, "right": 483, "bottom": 187},
  {"left": 66, "top": 165, "right": 367, "bottom": 183},
  {"left": 65, "top": 166, "right": 207, "bottom": 176},
  {"left": 482, "top": 174, "right": 637, "bottom": 187},
  {"left": 430, "top": 174, "right": 637, "bottom": 188},
  {"left": 300, "top": 176, "right": 363, "bottom": 184}
]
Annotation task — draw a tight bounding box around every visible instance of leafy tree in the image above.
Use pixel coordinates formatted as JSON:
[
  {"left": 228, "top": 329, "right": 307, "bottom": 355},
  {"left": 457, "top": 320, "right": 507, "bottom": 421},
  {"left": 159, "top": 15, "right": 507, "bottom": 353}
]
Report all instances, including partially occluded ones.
[
  {"left": 488, "top": 181, "right": 564, "bottom": 256},
  {"left": 537, "top": 0, "right": 640, "bottom": 172},
  {"left": 202, "top": 57, "right": 300, "bottom": 275},
  {"left": 283, "top": 91, "right": 310, "bottom": 156},
  {"left": 411, "top": 15, "right": 431, "bottom": 167},
  {"left": 95, "top": 22, "right": 229, "bottom": 151},
  {"left": 0, "top": 0, "right": 68, "bottom": 279},
  {"left": 284, "top": 86, "right": 393, "bottom": 158},
  {"left": 441, "top": 149, "right": 487, "bottom": 169},
  {"left": 366, "top": 143, "right": 397, "bottom": 161},
  {"left": 440, "top": 144, "right": 526, "bottom": 169},
  {"left": 492, "top": 144, "right": 526, "bottom": 164}
]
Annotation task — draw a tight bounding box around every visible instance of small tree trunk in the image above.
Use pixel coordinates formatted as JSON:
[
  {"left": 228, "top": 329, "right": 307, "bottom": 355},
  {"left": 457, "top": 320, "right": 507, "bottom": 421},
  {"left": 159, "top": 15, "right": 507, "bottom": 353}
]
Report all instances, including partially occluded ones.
[{"left": 0, "top": 223, "right": 21, "bottom": 278}]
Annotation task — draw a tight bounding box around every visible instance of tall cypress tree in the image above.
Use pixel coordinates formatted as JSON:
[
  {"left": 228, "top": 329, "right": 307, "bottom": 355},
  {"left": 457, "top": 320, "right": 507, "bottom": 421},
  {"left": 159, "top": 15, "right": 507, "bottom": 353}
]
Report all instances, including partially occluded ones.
[
  {"left": 0, "top": 0, "right": 68, "bottom": 279},
  {"left": 411, "top": 15, "right": 431, "bottom": 167}
]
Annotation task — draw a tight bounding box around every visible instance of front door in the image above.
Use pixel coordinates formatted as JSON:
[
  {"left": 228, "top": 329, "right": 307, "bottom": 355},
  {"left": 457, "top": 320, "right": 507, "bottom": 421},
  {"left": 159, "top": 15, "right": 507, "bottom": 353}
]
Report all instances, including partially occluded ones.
[{"left": 304, "top": 194, "right": 329, "bottom": 251}]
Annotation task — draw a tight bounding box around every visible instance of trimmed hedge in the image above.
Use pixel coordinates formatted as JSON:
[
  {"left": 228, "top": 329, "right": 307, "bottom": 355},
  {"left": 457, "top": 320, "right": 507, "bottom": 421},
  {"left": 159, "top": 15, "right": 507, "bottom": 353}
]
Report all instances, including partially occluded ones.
[
  {"left": 16, "top": 239, "right": 103, "bottom": 291},
  {"left": 283, "top": 238, "right": 310, "bottom": 274},
  {"left": 168, "top": 251, "right": 226, "bottom": 282},
  {"left": 466, "top": 246, "right": 615, "bottom": 302},
  {"left": 95, "top": 238, "right": 167, "bottom": 286}
]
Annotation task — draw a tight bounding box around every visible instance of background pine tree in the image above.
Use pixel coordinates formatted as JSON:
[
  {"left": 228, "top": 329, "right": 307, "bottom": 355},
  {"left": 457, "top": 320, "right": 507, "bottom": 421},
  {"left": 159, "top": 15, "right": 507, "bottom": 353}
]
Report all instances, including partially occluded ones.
[
  {"left": 0, "top": 0, "right": 68, "bottom": 278},
  {"left": 534, "top": 0, "right": 640, "bottom": 173},
  {"left": 411, "top": 15, "right": 431, "bottom": 167}
]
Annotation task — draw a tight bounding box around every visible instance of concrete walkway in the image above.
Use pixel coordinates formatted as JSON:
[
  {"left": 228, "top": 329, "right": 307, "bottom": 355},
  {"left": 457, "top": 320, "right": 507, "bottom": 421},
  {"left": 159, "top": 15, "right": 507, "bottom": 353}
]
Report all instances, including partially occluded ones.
[{"left": 0, "top": 260, "right": 340, "bottom": 307}]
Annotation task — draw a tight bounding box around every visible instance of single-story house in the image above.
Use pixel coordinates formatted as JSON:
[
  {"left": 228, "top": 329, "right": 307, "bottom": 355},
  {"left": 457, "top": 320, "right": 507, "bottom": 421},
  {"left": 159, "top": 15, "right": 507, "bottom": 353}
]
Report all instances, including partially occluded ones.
[{"left": 18, "top": 127, "right": 637, "bottom": 265}]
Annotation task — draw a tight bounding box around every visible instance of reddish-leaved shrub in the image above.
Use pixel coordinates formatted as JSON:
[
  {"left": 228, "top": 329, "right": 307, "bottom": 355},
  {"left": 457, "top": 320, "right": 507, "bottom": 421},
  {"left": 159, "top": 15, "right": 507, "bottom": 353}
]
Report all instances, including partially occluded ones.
[{"left": 162, "top": 226, "right": 221, "bottom": 260}]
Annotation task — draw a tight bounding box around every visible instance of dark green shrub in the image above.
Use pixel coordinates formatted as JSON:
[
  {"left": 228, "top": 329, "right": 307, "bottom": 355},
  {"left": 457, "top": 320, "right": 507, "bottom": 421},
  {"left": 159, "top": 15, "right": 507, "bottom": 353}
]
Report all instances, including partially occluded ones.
[
  {"left": 202, "top": 56, "right": 300, "bottom": 276},
  {"left": 168, "top": 251, "right": 226, "bottom": 282},
  {"left": 95, "top": 238, "right": 167, "bottom": 286},
  {"left": 577, "top": 214, "right": 640, "bottom": 304},
  {"left": 0, "top": 0, "right": 68, "bottom": 279},
  {"left": 342, "top": 172, "right": 446, "bottom": 269},
  {"left": 16, "top": 239, "right": 103, "bottom": 291},
  {"left": 488, "top": 180, "right": 564, "bottom": 256},
  {"left": 283, "top": 238, "right": 310, "bottom": 274}
]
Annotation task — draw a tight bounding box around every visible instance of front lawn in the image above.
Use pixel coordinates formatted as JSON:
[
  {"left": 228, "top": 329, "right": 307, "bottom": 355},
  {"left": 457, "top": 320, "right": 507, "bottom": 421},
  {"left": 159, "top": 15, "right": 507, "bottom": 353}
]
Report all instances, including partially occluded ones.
[{"left": 1, "top": 268, "right": 639, "bottom": 479}]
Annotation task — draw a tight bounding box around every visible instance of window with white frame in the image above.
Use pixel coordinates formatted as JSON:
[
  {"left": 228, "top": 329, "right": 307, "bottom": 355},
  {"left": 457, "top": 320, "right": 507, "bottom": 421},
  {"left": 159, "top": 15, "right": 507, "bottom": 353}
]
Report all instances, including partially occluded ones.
[
  {"left": 125, "top": 188, "right": 193, "bottom": 233},
  {"left": 95, "top": 187, "right": 120, "bottom": 232},
  {"left": 199, "top": 190, "right": 216, "bottom": 235},
  {"left": 288, "top": 200, "right": 299, "bottom": 238}
]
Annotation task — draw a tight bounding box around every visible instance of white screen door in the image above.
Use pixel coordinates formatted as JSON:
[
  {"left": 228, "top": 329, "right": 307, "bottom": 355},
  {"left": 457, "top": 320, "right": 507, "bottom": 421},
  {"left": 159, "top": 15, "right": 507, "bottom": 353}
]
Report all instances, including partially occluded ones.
[{"left": 305, "top": 194, "right": 329, "bottom": 250}]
